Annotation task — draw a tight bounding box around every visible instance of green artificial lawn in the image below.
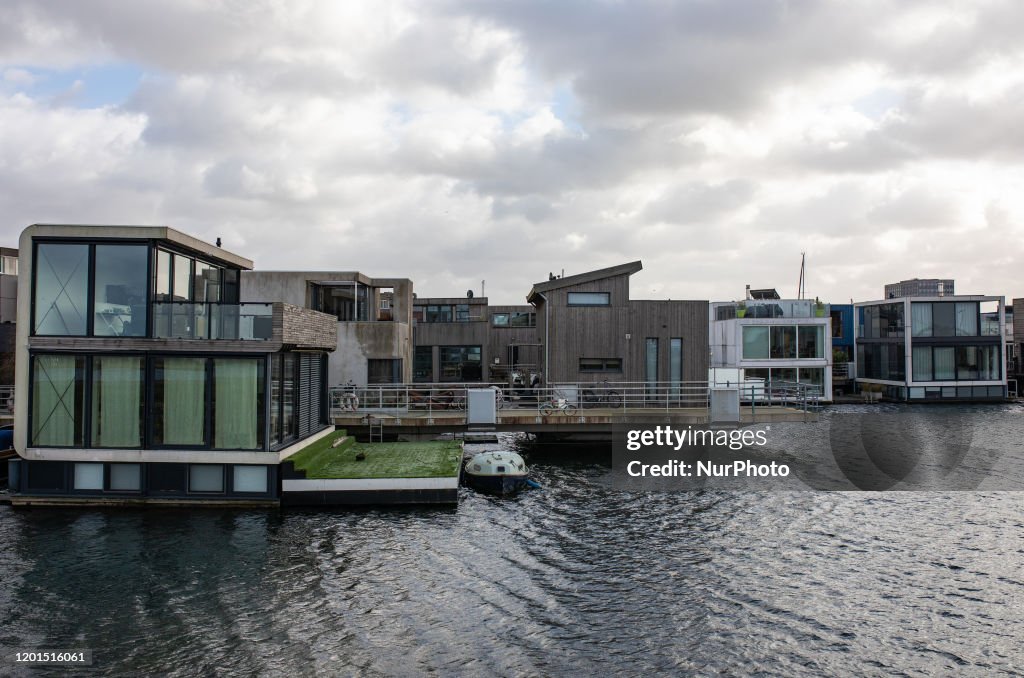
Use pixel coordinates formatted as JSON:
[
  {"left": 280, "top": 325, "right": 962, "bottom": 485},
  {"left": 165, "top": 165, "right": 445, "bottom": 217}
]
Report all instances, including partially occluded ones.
[{"left": 287, "top": 430, "right": 463, "bottom": 479}]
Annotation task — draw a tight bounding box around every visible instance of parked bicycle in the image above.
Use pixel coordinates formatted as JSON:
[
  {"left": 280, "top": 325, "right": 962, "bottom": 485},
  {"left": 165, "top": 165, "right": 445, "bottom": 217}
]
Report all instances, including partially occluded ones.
[
  {"left": 339, "top": 381, "right": 360, "bottom": 411},
  {"left": 539, "top": 397, "right": 578, "bottom": 417},
  {"left": 580, "top": 380, "right": 622, "bottom": 408}
]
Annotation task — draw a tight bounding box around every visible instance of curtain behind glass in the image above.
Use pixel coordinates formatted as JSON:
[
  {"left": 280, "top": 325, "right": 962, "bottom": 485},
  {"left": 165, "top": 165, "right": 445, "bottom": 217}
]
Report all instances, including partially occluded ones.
[
  {"left": 92, "top": 356, "right": 142, "bottom": 447},
  {"left": 161, "top": 357, "right": 206, "bottom": 445},
  {"left": 911, "top": 303, "right": 932, "bottom": 337},
  {"left": 933, "top": 347, "right": 955, "bottom": 380},
  {"left": 215, "top": 359, "right": 258, "bottom": 449},
  {"left": 912, "top": 346, "right": 932, "bottom": 381},
  {"left": 955, "top": 303, "right": 978, "bottom": 336},
  {"left": 32, "top": 355, "right": 80, "bottom": 446}
]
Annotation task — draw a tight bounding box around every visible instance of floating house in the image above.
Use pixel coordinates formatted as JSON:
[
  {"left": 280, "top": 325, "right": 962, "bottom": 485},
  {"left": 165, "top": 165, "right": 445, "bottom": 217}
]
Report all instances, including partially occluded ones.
[
  {"left": 411, "top": 294, "right": 541, "bottom": 384},
  {"left": 526, "top": 262, "right": 708, "bottom": 386},
  {"left": 709, "top": 291, "right": 832, "bottom": 399},
  {"left": 9, "top": 225, "right": 337, "bottom": 505},
  {"left": 855, "top": 294, "right": 1007, "bottom": 401}
]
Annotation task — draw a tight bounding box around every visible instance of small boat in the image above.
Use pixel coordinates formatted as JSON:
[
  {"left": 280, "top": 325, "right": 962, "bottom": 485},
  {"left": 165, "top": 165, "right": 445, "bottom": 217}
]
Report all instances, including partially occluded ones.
[{"left": 464, "top": 450, "right": 531, "bottom": 496}]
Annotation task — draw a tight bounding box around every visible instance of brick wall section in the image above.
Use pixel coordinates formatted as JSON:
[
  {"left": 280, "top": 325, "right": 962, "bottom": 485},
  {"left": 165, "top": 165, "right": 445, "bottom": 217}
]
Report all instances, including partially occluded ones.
[{"left": 278, "top": 303, "right": 337, "bottom": 351}]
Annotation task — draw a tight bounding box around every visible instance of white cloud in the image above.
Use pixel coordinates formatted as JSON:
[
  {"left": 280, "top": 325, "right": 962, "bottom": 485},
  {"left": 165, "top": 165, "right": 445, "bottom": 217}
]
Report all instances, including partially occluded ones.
[{"left": 0, "top": 0, "right": 1023, "bottom": 304}]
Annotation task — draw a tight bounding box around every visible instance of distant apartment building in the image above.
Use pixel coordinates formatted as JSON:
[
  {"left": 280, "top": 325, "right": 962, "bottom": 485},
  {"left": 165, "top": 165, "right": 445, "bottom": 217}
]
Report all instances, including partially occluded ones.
[
  {"left": 855, "top": 295, "right": 1006, "bottom": 401},
  {"left": 10, "top": 225, "right": 337, "bottom": 504},
  {"left": 241, "top": 271, "right": 413, "bottom": 385},
  {"left": 526, "top": 261, "right": 708, "bottom": 385},
  {"left": 885, "top": 278, "right": 954, "bottom": 298},
  {"left": 710, "top": 296, "right": 833, "bottom": 399}
]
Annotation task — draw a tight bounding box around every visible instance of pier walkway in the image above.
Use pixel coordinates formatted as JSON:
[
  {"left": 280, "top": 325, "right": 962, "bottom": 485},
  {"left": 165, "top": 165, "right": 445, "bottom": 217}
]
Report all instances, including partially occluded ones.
[{"left": 330, "top": 381, "right": 821, "bottom": 438}]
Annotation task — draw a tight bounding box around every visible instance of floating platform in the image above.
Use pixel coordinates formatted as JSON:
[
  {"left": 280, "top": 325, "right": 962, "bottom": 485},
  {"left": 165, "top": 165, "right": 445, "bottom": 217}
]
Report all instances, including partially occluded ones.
[{"left": 281, "top": 432, "right": 462, "bottom": 506}]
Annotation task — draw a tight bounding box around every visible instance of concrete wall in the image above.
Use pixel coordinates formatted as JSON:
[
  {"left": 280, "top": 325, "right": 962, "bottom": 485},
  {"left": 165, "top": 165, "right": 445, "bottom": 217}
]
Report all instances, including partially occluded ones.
[{"left": 242, "top": 271, "right": 413, "bottom": 385}]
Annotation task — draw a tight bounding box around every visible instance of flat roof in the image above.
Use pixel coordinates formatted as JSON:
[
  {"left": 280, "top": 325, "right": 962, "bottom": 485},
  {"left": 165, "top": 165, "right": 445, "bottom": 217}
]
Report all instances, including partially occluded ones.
[{"left": 22, "top": 224, "right": 254, "bottom": 270}]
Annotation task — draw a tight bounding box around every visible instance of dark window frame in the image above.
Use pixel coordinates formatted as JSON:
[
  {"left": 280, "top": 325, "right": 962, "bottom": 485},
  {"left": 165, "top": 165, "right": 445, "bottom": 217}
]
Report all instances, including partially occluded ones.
[{"left": 567, "top": 292, "right": 611, "bottom": 307}]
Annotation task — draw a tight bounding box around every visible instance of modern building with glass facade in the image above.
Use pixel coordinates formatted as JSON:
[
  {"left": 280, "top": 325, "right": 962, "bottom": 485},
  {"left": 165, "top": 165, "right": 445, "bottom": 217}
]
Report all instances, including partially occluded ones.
[
  {"left": 9, "top": 225, "right": 337, "bottom": 505},
  {"left": 855, "top": 295, "right": 1006, "bottom": 401},
  {"left": 709, "top": 298, "right": 832, "bottom": 399}
]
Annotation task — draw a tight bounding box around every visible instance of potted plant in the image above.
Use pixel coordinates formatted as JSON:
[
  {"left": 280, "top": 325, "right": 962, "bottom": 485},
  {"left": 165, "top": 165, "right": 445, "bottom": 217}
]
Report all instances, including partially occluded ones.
[
  {"left": 814, "top": 297, "right": 825, "bottom": 317},
  {"left": 736, "top": 301, "right": 747, "bottom": 318}
]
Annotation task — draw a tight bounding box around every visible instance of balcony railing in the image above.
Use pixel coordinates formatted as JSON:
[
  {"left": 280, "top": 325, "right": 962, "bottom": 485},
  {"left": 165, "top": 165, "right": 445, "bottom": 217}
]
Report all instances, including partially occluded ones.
[
  {"left": 719, "top": 300, "right": 830, "bottom": 320},
  {"left": 152, "top": 302, "right": 274, "bottom": 341}
]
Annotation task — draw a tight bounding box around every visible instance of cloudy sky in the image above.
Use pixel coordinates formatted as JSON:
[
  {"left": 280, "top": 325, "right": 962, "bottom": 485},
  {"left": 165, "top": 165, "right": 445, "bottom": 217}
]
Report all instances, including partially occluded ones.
[{"left": 2, "top": 1, "right": 1022, "bottom": 304}]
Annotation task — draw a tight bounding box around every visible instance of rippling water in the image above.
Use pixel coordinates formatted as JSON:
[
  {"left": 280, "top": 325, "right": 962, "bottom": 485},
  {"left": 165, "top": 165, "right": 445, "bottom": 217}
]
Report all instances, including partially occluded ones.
[{"left": 2, "top": 406, "right": 1023, "bottom": 676}]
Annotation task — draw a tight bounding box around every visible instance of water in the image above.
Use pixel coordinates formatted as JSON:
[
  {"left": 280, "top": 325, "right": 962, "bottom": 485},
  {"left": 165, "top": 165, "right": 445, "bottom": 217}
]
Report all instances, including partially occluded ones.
[{"left": 1, "top": 406, "right": 1023, "bottom": 676}]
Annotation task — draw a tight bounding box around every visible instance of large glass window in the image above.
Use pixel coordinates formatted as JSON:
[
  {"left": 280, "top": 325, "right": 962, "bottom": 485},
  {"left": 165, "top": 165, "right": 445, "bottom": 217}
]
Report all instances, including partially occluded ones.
[
  {"left": 911, "top": 303, "right": 932, "bottom": 337},
  {"left": 798, "top": 326, "right": 824, "bottom": 359},
  {"left": 194, "top": 261, "right": 222, "bottom": 303},
  {"left": 91, "top": 356, "right": 144, "bottom": 448},
  {"left": 269, "top": 354, "right": 282, "bottom": 446},
  {"left": 567, "top": 292, "right": 610, "bottom": 306},
  {"left": 645, "top": 338, "right": 658, "bottom": 384},
  {"left": 859, "top": 344, "right": 906, "bottom": 381},
  {"left": 153, "top": 357, "right": 207, "bottom": 446},
  {"left": 955, "top": 303, "right": 978, "bottom": 336},
  {"left": 798, "top": 368, "right": 824, "bottom": 388},
  {"left": 829, "top": 310, "right": 844, "bottom": 338},
  {"left": 932, "top": 303, "right": 955, "bottom": 337},
  {"left": 282, "top": 353, "right": 297, "bottom": 441},
  {"left": 93, "top": 245, "right": 148, "bottom": 337},
  {"left": 670, "top": 338, "right": 682, "bottom": 395},
  {"left": 742, "top": 326, "right": 769, "bottom": 359},
  {"left": 173, "top": 254, "right": 192, "bottom": 301},
  {"left": 912, "top": 346, "right": 933, "bottom": 381},
  {"left": 214, "top": 358, "right": 264, "bottom": 449},
  {"left": 860, "top": 303, "right": 905, "bottom": 339},
  {"left": 31, "top": 355, "right": 85, "bottom": 446},
  {"left": 440, "top": 346, "right": 482, "bottom": 381},
  {"left": 956, "top": 346, "right": 979, "bottom": 380},
  {"left": 492, "top": 313, "right": 509, "bottom": 327},
  {"left": 413, "top": 346, "right": 433, "bottom": 382},
  {"left": 34, "top": 243, "right": 90, "bottom": 335},
  {"left": 368, "top": 359, "right": 402, "bottom": 384},
  {"left": 770, "top": 326, "right": 797, "bottom": 359},
  {"left": 934, "top": 347, "right": 955, "bottom": 380},
  {"left": 155, "top": 249, "right": 172, "bottom": 301}
]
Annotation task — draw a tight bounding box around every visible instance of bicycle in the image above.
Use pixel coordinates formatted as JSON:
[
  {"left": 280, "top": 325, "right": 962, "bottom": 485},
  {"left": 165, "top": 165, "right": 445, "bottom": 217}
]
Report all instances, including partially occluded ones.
[
  {"left": 539, "top": 397, "right": 578, "bottom": 417},
  {"left": 339, "top": 381, "right": 359, "bottom": 411},
  {"left": 580, "top": 380, "right": 622, "bottom": 408}
]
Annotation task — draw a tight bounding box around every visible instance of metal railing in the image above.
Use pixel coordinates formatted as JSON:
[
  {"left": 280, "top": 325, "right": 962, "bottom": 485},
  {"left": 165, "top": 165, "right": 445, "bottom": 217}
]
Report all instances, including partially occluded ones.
[
  {"left": 152, "top": 302, "right": 274, "bottom": 340},
  {"left": 329, "top": 383, "right": 729, "bottom": 419},
  {"left": 739, "top": 380, "right": 822, "bottom": 413}
]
